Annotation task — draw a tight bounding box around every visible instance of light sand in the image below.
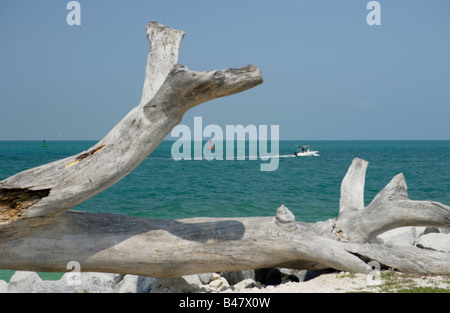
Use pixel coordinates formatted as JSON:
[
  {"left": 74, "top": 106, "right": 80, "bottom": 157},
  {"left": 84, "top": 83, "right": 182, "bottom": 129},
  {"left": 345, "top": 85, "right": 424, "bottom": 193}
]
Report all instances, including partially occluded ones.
[{"left": 218, "top": 272, "right": 450, "bottom": 293}]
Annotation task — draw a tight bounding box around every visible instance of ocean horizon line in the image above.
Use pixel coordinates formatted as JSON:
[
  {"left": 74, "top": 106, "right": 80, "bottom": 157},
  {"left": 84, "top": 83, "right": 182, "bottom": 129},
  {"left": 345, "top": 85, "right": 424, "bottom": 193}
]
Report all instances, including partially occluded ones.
[{"left": 1, "top": 139, "right": 450, "bottom": 142}]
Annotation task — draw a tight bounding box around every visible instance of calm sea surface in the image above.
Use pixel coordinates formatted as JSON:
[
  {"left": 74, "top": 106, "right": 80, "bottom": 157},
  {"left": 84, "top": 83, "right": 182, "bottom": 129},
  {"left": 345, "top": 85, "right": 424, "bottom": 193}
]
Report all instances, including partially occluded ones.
[{"left": 1, "top": 140, "right": 449, "bottom": 281}]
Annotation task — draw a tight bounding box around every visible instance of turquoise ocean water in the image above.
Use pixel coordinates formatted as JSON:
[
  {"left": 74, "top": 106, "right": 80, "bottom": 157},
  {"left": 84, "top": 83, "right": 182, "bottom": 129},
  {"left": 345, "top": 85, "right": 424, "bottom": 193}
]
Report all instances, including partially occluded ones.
[{"left": 1, "top": 140, "right": 449, "bottom": 281}]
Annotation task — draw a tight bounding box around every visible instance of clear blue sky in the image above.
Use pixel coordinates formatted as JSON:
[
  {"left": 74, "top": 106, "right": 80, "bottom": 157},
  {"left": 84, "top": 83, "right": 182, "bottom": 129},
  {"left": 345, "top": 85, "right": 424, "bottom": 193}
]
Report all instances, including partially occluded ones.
[{"left": 1, "top": 0, "right": 449, "bottom": 140}]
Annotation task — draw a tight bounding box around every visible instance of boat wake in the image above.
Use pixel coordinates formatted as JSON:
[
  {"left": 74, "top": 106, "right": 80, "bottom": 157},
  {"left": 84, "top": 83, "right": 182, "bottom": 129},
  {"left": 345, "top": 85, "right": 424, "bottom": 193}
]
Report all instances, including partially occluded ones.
[
  {"left": 268, "top": 154, "right": 297, "bottom": 158},
  {"left": 152, "top": 154, "right": 319, "bottom": 161},
  {"left": 260, "top": 154, "right": 319, "bottom": 159}
]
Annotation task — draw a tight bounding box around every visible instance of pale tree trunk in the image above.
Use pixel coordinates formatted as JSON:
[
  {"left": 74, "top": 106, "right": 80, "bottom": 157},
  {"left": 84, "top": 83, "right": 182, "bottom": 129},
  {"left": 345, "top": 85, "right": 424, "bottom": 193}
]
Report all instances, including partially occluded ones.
[{"left": 1, "top": 23, "right": 449, "bottom": 277}]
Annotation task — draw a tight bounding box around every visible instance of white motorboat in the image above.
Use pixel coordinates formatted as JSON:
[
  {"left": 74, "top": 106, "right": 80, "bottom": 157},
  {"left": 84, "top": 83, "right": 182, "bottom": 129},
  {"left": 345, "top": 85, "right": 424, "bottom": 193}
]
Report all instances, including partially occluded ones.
[{"left": 293, "top": 145, "right": 319, "bottom": 157}]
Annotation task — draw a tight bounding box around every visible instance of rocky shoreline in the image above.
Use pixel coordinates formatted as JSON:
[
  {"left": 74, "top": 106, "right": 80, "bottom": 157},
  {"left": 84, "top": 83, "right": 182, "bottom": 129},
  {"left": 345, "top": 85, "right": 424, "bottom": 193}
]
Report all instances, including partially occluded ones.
[
  {"left": 0, "top": 267, "right": 321, "bottom": 293},
  {"left": 1, "top": 226, "right": 449, "bottom": 293}
]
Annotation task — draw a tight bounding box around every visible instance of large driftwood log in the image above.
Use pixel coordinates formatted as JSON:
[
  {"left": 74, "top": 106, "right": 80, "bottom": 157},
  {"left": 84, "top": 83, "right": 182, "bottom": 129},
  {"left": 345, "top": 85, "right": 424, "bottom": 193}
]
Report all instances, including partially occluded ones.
[
  {"left": 0, "top": 202, "right": 449, "bottom": 277},
  {"left": 1, "top": 22, "right": 449, "bottom": 278}
]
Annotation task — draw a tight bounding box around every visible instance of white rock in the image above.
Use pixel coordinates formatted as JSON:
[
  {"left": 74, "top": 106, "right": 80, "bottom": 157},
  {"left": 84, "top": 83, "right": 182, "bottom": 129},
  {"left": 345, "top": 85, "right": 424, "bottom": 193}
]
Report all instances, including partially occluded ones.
[
  {"left": 3, "top": 271, "right": 156, "bottom": 293},
  {"left": 233, "top": 278, "right": 260, "bottom": 291},
  {"left": 115, "top": 274, "right": 155, "bottom": 293},
  {"left": 415, "top": 233, "right": 450, "bottom": 253},
  {"left": 211, "top": 273, "right": 221, "bottom": 281},
  {"left": 150, "top": 274, "right": 203, "bottom": 293},
  {"left": 375, "top": 227, "right": 426, "bottom": 246},
  {"left": 82, "top": 272, "right": 118, "bottom": 289},
  {"left": 7, "top": 271, "right": 42, "bottom": 293},
  {"left": 208, "top": 277, "right": 229, "bottom": 289},
  {"left": 57, "top": 272, "right": 119, "bottom": 293},
  {"left": 198, "top": 273, "right": 212, "bottom": 284},
  {"left": 0, "top": 280, "right": 8, "bottom": 293}
]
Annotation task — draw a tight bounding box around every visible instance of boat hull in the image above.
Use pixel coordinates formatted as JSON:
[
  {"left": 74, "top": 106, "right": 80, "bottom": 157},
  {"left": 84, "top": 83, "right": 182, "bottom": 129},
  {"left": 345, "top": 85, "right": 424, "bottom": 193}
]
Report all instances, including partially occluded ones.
[{"left": 294, "top": 151, "right": 319, "bottom": 157}]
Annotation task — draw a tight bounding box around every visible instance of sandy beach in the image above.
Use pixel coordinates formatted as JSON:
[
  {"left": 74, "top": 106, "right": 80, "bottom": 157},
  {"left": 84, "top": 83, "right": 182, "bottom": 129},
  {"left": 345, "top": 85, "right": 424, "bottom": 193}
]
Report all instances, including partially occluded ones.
[{"left": 225, "top": 272, "right": 450, "bottom": 293}]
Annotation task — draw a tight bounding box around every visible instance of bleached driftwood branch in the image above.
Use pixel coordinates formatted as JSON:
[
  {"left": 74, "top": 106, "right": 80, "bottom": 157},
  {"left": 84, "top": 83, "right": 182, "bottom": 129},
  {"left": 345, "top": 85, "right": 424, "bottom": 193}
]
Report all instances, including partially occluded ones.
[
  {"left": 0, "top": 22, "right": 449, "bottom": 277},
  {"left": 0, "top": 22, "right": 262, "bottom": 241}
]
